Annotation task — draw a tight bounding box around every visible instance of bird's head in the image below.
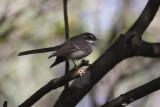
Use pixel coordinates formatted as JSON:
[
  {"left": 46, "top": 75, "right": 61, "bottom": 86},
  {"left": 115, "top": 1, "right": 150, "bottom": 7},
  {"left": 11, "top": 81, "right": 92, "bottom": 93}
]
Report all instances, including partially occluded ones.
[{"left": 82, "top": 32, "right": 97, "bottom": 45}]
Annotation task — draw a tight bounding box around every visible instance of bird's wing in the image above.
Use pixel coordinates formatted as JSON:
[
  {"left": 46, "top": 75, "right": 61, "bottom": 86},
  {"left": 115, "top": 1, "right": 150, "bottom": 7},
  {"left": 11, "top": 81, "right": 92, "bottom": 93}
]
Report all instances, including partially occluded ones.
[
  {"left": 48, "top": 43, "right": 88, "bottom": 58},
  {"left": 48, "top": 43, "right": 77, "bottom": 58}
]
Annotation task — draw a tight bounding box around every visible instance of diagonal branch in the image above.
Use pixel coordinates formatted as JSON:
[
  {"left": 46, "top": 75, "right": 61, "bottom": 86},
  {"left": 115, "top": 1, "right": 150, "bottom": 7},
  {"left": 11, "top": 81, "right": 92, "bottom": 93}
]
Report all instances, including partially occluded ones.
[
  {"left": 126, "top": 0, "right": 160, "bottom": 37},
  {"left": 101, "top": 77, "right": 160, "bottom": 107},
  {"left": 18, "top": 60, "right": 90, "bottom": 107}
]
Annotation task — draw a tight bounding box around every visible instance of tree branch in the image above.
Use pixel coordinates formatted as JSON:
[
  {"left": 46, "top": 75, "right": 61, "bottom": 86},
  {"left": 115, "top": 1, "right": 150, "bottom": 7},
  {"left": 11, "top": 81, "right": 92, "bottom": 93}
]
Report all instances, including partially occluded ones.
[
  {"left": 18, "top": 60, "right": 90, "bottom": 107},
  {"left": 63, "top": 0, "right": 69, "bottom": 39},
  {"left": 101, "top": 77, "right": 160, "bottom": 107},
  {"left": 126, "top": 0, "right": 160, "bottom": 37},
  {"left": 54, "top": 0, "right": 160, "bottom": 106},
  {"left": 137, "top": 41, "right": 160, "bottom": 57},
  {"left": 63, "top": 0, "right": 70, "bottom": 89},
  {"left": 3, "top": 101, "right": 7, "bottom": 107}
]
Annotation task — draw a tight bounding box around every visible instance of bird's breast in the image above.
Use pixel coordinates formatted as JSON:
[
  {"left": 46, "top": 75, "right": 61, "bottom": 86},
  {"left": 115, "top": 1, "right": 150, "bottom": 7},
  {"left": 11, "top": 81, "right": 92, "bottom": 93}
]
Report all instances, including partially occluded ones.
[{"left": 68, "top": 49, "right": 92, "bottom": 60}]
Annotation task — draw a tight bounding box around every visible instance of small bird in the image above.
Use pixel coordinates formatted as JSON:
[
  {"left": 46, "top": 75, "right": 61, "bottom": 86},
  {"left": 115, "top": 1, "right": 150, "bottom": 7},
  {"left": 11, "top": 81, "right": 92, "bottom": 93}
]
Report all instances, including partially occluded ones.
[{"left": 18, "top": 32, "right": 97, "bottom": 68}]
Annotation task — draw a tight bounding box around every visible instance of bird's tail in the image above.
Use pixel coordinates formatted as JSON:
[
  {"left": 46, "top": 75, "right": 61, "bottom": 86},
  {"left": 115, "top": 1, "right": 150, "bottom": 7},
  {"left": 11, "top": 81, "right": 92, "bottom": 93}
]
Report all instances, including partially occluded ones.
[{"left": 18, "top": 45, "right": 61, "bottom": 56}]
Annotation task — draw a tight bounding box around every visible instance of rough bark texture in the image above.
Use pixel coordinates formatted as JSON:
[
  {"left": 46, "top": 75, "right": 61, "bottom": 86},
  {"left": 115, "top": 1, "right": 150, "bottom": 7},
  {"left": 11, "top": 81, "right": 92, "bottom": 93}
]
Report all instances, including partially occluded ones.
[{"left": 54, "top": 0, "right": 160, "bottom": 107}]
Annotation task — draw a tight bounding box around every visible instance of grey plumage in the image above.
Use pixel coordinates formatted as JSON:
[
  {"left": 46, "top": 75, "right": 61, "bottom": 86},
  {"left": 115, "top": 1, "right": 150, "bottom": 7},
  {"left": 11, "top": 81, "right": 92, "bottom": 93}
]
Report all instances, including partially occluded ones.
[{"left": 18, "top": 32, "right": 97, "bottom": 68}]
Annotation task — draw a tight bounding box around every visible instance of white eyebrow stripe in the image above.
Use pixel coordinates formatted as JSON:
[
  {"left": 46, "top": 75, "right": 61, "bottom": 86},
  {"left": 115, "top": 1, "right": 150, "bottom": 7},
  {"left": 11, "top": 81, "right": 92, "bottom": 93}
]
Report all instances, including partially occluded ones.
[
  {"left": 86, "top": 40, "right": 94, "bottom": 44},
  {"left": 90, "top": 35, "right": 94, "bottom": 37},
  {"left": 84, "top": 35, "right": 87, "bottom": 38}
]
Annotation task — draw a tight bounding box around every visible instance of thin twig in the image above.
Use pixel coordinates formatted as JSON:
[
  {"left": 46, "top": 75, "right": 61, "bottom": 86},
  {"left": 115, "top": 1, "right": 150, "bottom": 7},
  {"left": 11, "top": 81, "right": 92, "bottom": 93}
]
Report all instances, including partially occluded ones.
[
  {"left": 63, "top": 0, "right": 69, "bottom": 39},
  {"left": 63, "top": 0, "right": 70, "bottom": 89}
]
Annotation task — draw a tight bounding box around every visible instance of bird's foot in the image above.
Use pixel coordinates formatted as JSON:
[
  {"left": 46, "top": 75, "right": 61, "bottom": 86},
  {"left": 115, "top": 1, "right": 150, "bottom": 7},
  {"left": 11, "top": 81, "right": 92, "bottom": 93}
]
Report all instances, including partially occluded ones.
[
  {"left": 77, "top": 70, "right": 85, "bottom": 77},
  {"left": 81, "top": 59, "right": 89, "bottom": 64},
  {"left": 71, "top": 59, "right": 95, "bottom": 72},
  {"left": 81, "top": 59, "right": 96, "bottom": 68}
]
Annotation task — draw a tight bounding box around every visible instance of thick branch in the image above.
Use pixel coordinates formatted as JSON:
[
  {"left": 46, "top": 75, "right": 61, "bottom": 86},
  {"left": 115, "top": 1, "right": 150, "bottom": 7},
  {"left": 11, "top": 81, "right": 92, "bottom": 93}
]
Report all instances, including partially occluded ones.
[
  {"left": 126, "top": 0, "right": 160, "bottom": 37},
  {"left": 54, "top": 0, "right": 160, "bottom": 106},
  {"left": 18, "top": 60, "right": 90, "bottom": 107},
  {"left": 137, "top": 41, "right": 160, "bottom": 57},
  {"left": 101, "top": 77, "right": 160, "bottom": 107}
]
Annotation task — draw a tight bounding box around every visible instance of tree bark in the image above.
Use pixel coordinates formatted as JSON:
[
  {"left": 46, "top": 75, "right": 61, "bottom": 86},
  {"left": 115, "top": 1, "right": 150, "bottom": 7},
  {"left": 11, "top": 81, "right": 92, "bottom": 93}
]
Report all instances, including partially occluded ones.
[{"left": 54, "top": 0, "right": 160, "bottom": 106}]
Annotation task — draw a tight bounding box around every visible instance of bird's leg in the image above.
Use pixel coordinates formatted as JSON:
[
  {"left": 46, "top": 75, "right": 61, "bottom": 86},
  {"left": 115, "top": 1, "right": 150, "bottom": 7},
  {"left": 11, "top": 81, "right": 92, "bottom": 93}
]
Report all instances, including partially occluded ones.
[{"left": 72, "top": 60, "right": 77, "bottom": 68}]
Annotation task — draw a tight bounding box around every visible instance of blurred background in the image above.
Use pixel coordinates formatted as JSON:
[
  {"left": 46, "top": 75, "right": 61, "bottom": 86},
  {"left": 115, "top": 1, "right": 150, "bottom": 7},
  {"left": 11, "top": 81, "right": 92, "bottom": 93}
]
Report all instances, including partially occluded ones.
[{"left": 0, "top": 0, "right": 160, "bottom": 107}]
